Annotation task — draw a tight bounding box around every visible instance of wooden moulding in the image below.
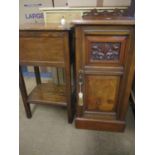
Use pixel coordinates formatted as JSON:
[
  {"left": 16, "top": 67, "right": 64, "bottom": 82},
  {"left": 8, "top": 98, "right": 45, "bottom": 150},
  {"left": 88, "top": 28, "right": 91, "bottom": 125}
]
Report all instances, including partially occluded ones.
[
  {"left": 28, "top": 83, "right": 67, "bottom": 107},
  {"left": 75, "top": 117, "right": 125, "bottom": 132},
  {"left": 82, "top": 9, "right": 133, "bottom": 20}
]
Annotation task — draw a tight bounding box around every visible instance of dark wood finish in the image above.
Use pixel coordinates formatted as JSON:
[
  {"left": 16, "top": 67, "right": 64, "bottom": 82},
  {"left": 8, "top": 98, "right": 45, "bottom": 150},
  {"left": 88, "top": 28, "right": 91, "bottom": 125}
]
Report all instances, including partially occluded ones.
[
  {"left": 82, "top": 9, "right": 131, "bottom": 20},
  {"left": 34, "top": 66, "right": 41, "bottom": 85},
  {"left": 72, "top": 19, "right": 134, "bottom": 26},
  {"left": 74, "top": 20, "right": 135, "bottom": 132},
  {"left": 85, "top": 35, "right": 127, "bottom": 65},
  {"left": 64, "top": 32, "right": 73, "bottom": 123},
  {"left": 129, "top": 74, "right": 135, "bottom": 116},
  {"left": 117, "top": 29, "right": 135, "bottom": 121},
  {"left": 90, "top": 42, "right": 121, "bottom": 61},
  {"left": 75, "top": 118, "right": 125, "bottom": 132},
  {"left": 19, "top": 24, "right": 74, "bottom": 123},
  {"left": 130, "top": 90, "right": 135, "bottom": 116},
  {"left": 19, "top": 66, "right": 32, "bottom": 118},
  {"left": 56, "top": 68, "right": 60, "bottom": 85}
]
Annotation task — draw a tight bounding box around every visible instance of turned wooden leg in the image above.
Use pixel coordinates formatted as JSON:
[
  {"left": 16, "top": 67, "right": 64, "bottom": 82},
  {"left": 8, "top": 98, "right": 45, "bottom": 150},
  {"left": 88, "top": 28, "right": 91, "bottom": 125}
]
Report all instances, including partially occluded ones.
[
  {"left": 19, "top": 66, "right": 32, "bottom": 118},
  {"left": 56, "top": 68, "right": 60, "bottom": 85},
  {"left": 62, "top": 69, "right": 65, "bottom": 84},
  {"left": 34, "top": 66, "right": 41, "bottom": 85},
  {"left": 65, "top": 69, "right": 73, "bottom": 123}
]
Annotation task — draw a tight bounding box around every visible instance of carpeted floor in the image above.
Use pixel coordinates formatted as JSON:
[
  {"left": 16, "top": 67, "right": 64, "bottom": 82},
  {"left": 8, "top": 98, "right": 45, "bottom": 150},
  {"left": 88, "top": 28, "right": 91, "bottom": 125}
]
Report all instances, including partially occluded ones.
[{"left": 19, "top": 77, "right": 135, "bottom": 155}]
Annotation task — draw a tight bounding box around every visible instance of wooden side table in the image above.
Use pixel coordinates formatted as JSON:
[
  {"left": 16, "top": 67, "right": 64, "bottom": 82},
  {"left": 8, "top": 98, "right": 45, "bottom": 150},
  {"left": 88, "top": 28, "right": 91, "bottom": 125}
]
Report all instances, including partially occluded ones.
[{"left": 19, "top": 23, "right": 74, "bottom": 123}]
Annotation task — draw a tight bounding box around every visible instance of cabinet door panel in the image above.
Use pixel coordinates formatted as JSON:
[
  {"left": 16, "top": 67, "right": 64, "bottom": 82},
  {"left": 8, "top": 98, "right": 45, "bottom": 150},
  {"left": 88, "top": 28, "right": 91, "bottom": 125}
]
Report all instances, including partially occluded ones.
[
  {"left": 84, "top": 36, "right": 127, "bottom": 66},
  {"left": 85, "top": 75, "right": 120, "bottom": 112},
  {"left": 75, "top": 25, "right": 134, "bottom": 131}
]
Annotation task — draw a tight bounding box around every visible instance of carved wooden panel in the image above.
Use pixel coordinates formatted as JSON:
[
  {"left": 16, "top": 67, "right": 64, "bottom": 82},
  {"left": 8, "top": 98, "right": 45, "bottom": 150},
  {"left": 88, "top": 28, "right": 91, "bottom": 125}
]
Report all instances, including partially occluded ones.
[
  {"left": 85, "top": 35, "right": 127, "bottom": 65},
  {"left": 85, "top": 75, "right": 120, "bottom": 112},
  {"left": 90, "top": 42, "right": 121, "bottom": 61},
  {"left": 82, "top": 9, "right": 131, "bottom": 20}
]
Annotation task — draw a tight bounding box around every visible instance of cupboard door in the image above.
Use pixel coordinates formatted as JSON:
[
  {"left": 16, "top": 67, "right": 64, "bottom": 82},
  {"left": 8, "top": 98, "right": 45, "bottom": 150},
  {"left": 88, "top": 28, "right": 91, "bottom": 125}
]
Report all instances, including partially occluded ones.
[
  {"left": 85, "top": 75, "right": 120, "bottom": 112},
  {"left": 75, "top": 26, "right": 134, "bottom": 132}
]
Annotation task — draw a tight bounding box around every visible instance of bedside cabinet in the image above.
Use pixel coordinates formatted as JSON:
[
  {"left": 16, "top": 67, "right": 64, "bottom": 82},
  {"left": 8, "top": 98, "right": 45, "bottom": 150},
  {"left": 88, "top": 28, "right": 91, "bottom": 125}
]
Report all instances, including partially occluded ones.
[
  {"left": 73, "top": 20, "right": 135, "bottom": 131},
  {"left": 19, "top": 24, "right": 74, "bottom": 123}
]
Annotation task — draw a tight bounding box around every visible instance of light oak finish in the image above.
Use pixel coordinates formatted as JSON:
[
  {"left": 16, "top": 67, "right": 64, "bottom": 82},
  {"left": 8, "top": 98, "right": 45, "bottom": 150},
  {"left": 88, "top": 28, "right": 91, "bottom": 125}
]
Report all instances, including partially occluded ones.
[
  {"left": 19, "top": 24, "right": 74, "bottom": 123},
  {"left": 20, "top": 23, "right": 71, "bottom": 31},
  {"left": 28, "top": 83, "right": 66, "bottom": 106},
  {"left": 85, "top": 75, "right": 120, "bottom": 112},
  {"left": 20, "top": 32, "right": 65, "bottom": 66}
]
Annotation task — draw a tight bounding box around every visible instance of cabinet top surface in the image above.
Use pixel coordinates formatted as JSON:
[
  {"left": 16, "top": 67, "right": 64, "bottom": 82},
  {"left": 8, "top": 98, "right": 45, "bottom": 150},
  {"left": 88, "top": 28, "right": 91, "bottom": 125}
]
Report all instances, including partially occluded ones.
[
  {"left": 72, "top": 19, "right": 135, "bottom": 26},
  {"left": 19, "top": 23, "right": 72, "bottom": 31},
  {"left": 20, "top": 19, "right": 134, "bottom": 31}
]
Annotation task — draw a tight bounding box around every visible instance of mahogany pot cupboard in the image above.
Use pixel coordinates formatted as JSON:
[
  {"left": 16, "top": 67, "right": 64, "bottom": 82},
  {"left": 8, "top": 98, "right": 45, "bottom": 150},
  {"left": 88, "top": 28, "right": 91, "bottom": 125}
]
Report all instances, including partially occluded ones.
[
  {"left": 19, "top": 17, "right": 134, "bottom": 132},
  {"left": 73, "top": 20, "right": 134, "bottom": 132}
]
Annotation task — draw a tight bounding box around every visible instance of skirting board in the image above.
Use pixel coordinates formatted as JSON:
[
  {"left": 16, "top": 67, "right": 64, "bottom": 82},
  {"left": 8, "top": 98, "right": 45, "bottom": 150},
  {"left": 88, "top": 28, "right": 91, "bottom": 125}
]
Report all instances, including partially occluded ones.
[{"left": 75, "top": 117, "right": 125, "bottom": 132}]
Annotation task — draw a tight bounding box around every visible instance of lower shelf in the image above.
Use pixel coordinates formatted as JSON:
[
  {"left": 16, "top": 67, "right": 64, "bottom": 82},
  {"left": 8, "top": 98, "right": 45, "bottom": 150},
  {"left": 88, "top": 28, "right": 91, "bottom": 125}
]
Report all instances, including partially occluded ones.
[{"left": 28, "top": 83, "right": 67, "bottom": 107}]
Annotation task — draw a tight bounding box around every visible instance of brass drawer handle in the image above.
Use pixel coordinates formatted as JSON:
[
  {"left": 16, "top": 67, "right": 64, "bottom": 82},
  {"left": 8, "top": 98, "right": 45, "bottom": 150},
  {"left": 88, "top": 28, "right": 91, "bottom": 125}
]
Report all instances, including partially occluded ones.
[{"left": 78, "top": 70, "right": 84, "bottom": 106}]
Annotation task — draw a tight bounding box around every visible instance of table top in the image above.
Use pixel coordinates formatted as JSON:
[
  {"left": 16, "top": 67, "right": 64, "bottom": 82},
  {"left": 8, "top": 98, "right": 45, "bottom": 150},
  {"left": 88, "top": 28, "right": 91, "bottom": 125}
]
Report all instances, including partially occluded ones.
[
  {"left": 20, "top": 18, "right": 134, "bottom": 31},
  {"left": 19, "top": 23, "right": 72, "bottom": 31}
]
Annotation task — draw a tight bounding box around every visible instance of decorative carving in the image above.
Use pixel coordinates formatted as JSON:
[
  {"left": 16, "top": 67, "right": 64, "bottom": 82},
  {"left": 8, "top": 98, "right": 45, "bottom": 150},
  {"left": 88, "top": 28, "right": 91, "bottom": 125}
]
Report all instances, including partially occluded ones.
[
  {"left": 90, "top": 42, "right": 121, "bottom": 61},
  {"left": 82, "top": 9, "right": 131, "bottom": 20}
]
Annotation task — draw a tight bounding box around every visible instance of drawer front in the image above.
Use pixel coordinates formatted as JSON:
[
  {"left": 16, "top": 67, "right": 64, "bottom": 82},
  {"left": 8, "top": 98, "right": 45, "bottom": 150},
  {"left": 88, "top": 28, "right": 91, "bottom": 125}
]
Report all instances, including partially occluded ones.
[{"left": 19, "top": 31, "right": 66, "bottom": 66}]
